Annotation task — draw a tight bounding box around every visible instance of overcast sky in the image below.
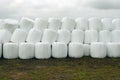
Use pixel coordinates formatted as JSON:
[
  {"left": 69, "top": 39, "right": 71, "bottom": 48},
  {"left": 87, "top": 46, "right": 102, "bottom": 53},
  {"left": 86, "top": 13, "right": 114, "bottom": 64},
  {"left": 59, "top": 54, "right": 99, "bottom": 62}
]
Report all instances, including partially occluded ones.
[{"left": 1, "top": 0, "right": 120, "bottom": 19}]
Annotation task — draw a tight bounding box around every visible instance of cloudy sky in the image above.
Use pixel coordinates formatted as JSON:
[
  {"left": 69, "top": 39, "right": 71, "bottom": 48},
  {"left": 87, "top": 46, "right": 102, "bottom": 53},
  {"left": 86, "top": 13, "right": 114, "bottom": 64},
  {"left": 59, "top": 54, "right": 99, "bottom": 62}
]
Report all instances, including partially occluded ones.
[{"left": 1, "top": 0, "right": 120, "bottom": 19}]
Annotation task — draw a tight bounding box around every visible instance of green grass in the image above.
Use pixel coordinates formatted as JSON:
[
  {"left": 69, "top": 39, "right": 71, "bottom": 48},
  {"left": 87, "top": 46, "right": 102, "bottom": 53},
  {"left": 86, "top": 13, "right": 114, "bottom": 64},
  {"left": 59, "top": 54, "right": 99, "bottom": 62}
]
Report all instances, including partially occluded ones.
[{"left": 0, "top": 57, "right": 120, "bottom": 80}]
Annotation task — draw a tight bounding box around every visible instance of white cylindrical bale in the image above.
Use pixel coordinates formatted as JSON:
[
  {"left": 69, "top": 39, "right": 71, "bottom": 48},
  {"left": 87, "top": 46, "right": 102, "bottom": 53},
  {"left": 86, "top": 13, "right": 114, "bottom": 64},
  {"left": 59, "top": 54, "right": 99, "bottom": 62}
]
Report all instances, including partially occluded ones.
[
  {"left": 57, "top": 30, "right": 71, "bottom": 44},
  {"left": 75, "top": 17, "right": 89, "bottom": 30},
  {"left": 107, "top": 43, "right": 120, "bottom": 57},
  {"left": 69, "top": 42, "right": 84, "bottom": 58},
  {"left": 84, "top": 30, "right": 98, "bottom": 44},
  {"left": 89, "top": 17, "right": 102, "bottom": 31},
  {"left": 101, "top": 18, "right": 113, "bottom": 30},
  {"left": 2, "top": 19, "right": 18, "bottom": 33},
  {"left": 3, "top": 43, "right": 18, "bottom": 59},
  {"left": 42, "top": 29, "right": 57, "bottom": 44},
  {"left": 35, "top": 42, "right": 51, "bottom": 59},
  {"left": 84, "top": 44, "right": 90, "bottom": 56},
  {"left": 0, "top": 19, "right": 3, "bottom": 29},
  {"left": 0, "top": 44, "right": 2, "bottom": 58},
  {"left": 111, "top": 30, "right": 120, "bottom": 42},
  {"left": 19, "top": 43, "right": 35, "bottom": 59},
  {"left": 71, "top": 30, "right": 84, "bottom": 43},
  {"left": 20, "top": 17, "right": 34, "bottom": 32},
  {"left": 48, "top": 18, "right": 61, "bottom": 30},
  {"left": 112, "top": 18, "right": 120, "bottom": 30},
  {"left": 99, "top": 30, "right": 111, "bottom": 42},
  {"left": 90, "top": 42, "right": 107, "bottom": 58},
  {"left": 0, "top": 29, "right": 12, "bottom": 43},
  {"left": 11, "top": 29, "right": 28, "bottom": 43},
  {"left": 61, "top": 17, "right": 75, "bottom": 31},
  {"left": 26, "top": 28, "right": 42, "bottom": 43},
  {"left": 52, "top": 42, "right": 67, "bottom": 58},
  {"left": 34, "top": 18, "right": 48, "bottom": 32}
]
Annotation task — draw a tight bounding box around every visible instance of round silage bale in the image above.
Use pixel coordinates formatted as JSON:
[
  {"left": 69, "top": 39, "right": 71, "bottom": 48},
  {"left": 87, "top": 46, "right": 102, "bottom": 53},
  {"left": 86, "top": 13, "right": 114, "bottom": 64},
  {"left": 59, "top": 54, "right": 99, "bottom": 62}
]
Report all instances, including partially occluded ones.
[
  {"left": 69, "top": 42, "right": 84, "bottom": 58},
  {"left": 35, "top": 42, "right": 51, "bottom": 59},
  {"left": 52, "top": 42, "right": 67, "bottom": 58},
  {"left": 90, "top": 42, "right": 107, "bottom": 58},
  {"left": 19, "top": 43, "right": 35, "bottom": 59}
]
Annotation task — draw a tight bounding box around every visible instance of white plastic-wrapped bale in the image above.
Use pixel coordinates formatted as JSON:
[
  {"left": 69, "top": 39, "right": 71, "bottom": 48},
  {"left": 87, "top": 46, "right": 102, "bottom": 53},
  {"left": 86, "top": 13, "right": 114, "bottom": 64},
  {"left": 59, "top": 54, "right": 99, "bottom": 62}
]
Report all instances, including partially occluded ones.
[
  {"left": 111, "top": 30, "right": 120, "bottom": 42},
  {"left": 3, "top": 43, "right": 18, "bottom": 59},
  {"left": 89, "top": 17, "right": 102, "bottom": 31},
  {"left": 90, "top": 42, "right": 107, "bottom": 58},
  {"left": 107, "top": 43, "right": 120, "bottom": 57},
  {"left": 99, "top": 30, "right": 111, "bottom": 42},
  {"left": 71, "top": 30, "right": 84, "bottom": 43},
  {"left": 101, "top": 18, "right": 113, "bottom": 30},
  {"left": 0, "top": 44, "right": 2, "bottom": 58},
  {"left": 11, "top": 29, "right": 28, "bottom": 43},
  {"left": 69, "top": 42, "right": 84, "bottom": 58},
  {"left": 34, "top": 18, "right": 48, "bottom": 32},
  {"left": 61, "top": 17, "right": 75, "bottom": 31},
  {"left": 20, "top": 17, "right": 34, "bottom": 32},
  {"left": 84, "top": 44, "right": 90, "bottom": 56},
  {"left": 75, "top": 17, "right": 89, "bottom": 30},
  {"left": 112, "top": 18, "right": 120, "bottom": 30},
  {"left": 0, "top": 19, "right": 3, "bottom": 29},
  {"left": 52, "top": 42, "right": 67, "bottom": 58},
  {"left": 2, "top": 19, "right": 18, "bottom": 32},
  {"left": 35, "top": 42, "right": 51, "bottom": 59},
  {"left": 84, "top": 30, "right": 98, "bottom": 44},
  {"left": 19, "top": 43, "right": 35, "bottom": 59},
  {"left": 0, "top": 29, "right": 12, "bottom": 43},
  {"left": 48, "top": 18, "right": 61, "bottom": 31},
  {"left": 26, "top": 28, "right": 42, "bottom": 43},
  {"left": 57, "top": 30, "right": 71, "bottom": 44},
  {"left": 2, "top": 19, "right": 18, "bottom": 33},
  {"left": 42, "top": 29, "right": 57, "bottom": 44}
]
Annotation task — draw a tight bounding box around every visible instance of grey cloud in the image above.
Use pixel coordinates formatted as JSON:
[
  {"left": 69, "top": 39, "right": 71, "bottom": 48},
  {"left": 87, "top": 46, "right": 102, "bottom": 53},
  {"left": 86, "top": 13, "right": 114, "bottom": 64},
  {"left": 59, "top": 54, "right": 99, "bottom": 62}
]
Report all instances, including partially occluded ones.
[
  {"left": 82, "top": 0, "right": 120, "bottom": 9},
  {"left": 0, "top": 0, "right": 120, "bottom": 19}
]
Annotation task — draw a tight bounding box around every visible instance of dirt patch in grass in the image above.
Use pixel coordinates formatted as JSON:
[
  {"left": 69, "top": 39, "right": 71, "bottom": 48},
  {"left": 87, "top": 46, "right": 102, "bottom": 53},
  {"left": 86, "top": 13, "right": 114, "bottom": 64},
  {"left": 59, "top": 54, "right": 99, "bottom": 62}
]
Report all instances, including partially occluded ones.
[{"left": 0, "top": 57, "right": 120, "bottom": 80}]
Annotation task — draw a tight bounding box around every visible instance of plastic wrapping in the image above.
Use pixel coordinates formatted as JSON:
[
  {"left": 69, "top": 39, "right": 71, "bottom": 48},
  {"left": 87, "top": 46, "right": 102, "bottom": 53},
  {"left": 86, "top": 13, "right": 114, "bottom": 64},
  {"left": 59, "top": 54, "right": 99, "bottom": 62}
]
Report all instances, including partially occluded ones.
[
  {"left": 34, "top": 18, "right": 48, "bottom": 32},
  {"left": 90, "top": 42, "right": 107, "bottom": 58},
  {"left": 75, "top": 17, "right": 89, "bottom": 30},
  {"left": 84, "top": 44, "right": 90, "bottom": 56},
  {"left": 19, "top": 43, "right": 35, "bottom": 59},
  {"left": 3, "top": 43, "right": 18, "bottom": 59},
  {"left": 57, "top": 30, "right": 71, "bottom": 44},
  {"left": 61, "top": 17, "right": 75, "bottom": 31},
  {"left": 71, "top": 30, "right": 84, "bottom": 43},
  {"left": 69, "top": 42, "right": 84, "bottom": 58},
  {"left": 0, "top": 29, "right": 12, "bottom": 43},
  {"left": 99, "top": 30, "right": 111, "bottom": 42},
  {"left": 52, "top": 42, "right": 67, "bottom": 58},
  {"left": 26, "top": 28, "right": 42, "bottom": 43},
  {"left": 84, "top": 30, "right": 98, "bottom": 44},
  {"left": 48, "top": 18, "right": 61, "bottom": 30},
  {"left": 101, "top": 18, "right": 113, "bottom": 30},
  {"left": 107, "top": 43, "right": 120, "bottom": 57},
  {"left": 0, "top": 44, "right": 2, "bottom": 58},
  {"left": 35, "top": 42, "right": 51, "bottom": 59},
  {"left": 42, "top": 29, "right": 57, "bottom": 44},
  {"left": 2, "top": 19, "right": 18, "bottom": 33},
  {"left": 112, "top": 18, "right": 120, "bottom": 30},
  {"left": 0, "top": 19, "right": 3, "bottom": 29},
  {"left": 111, "top": 30, "right": 120, "bottom": 42},
  {"left": 11, "top": 29, "right": 28, "bottom": 43},
  {"left": 89, "top": 17, "right": 102, "bottom": 31},
  {"left": 20, "top": 17, "right": 34, "bottom": 32}
]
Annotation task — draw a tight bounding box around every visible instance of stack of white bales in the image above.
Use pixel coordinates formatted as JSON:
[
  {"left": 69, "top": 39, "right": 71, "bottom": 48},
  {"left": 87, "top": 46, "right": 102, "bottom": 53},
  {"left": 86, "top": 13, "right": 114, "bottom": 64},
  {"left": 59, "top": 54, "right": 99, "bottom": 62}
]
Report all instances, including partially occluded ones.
[{"left": 1, "top": 17, "right": 120, "bottom": 59}]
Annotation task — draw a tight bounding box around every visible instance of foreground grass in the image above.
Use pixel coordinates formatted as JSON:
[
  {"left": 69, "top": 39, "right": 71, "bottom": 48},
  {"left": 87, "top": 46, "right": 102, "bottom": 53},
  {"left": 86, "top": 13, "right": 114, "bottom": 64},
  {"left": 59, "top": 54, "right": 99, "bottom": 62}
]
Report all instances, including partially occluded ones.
[{"left": 0, "top": 57, "right": 120, "bottom": 80}]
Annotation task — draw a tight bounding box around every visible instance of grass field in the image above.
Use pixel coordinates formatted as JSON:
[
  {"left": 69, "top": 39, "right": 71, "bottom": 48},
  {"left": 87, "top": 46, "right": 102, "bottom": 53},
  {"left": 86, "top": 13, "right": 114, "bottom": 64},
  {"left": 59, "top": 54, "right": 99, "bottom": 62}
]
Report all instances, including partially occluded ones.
[{"left": 0, "top": 57, "right": 120, "bottom": 80}]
